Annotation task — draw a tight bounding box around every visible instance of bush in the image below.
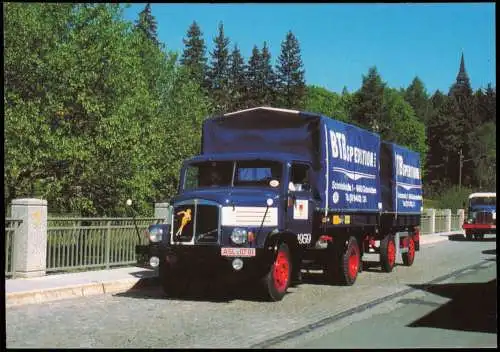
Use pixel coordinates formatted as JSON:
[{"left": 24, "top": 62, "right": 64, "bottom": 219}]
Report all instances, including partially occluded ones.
[{"left": 435, "top": 185, "right": 475, "bottom": 211}]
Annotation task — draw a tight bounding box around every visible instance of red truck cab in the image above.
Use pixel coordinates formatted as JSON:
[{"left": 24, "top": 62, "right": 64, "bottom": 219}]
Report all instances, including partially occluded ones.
[{"left": 463, "top": 192, "right": 496, "bottom": 240}]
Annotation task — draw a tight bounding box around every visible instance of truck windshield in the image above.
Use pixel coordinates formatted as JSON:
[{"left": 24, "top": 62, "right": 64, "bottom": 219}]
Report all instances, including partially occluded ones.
[
  {"left": 469, "top": 197, "right": 496, "bottom": 207},
  {"left": 183, "top": 160, "right": 282, "bottom": 191}
]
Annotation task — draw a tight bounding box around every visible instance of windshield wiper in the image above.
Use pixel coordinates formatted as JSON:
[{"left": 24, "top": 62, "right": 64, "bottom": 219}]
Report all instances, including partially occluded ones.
[{"left": 197, "top": 229, "right": 218, "bottom": 239}]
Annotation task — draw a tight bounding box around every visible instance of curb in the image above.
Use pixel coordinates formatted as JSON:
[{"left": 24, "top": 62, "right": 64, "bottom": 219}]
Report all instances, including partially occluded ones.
[{"left": 6, "top": 276, "right": 158, "bottom": 308}]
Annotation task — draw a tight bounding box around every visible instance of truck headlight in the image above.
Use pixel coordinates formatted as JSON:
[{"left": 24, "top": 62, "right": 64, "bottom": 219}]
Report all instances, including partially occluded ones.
[
  {"left": 148, "top": 227, "right": 163, "bottom": 243},
  {"left": 231, "top": 228, "right": 248, "bottom": 244}
]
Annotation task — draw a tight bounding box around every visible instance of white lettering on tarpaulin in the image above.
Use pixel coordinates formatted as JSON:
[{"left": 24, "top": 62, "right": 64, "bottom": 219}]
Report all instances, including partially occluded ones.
[
  {"left": 329, "top": 130, "right": 377, "bottom": 168},
  {"left": 395, "top": 154, "right": 420, "bottom": 180}
]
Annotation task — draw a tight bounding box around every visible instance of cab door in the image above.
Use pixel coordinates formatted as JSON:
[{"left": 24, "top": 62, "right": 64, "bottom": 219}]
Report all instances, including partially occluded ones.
[{"left": 285, "top": 163, "right": 315, "bottom": 247}]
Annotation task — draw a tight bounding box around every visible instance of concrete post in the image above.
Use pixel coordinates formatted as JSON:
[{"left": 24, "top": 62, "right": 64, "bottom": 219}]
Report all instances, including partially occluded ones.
[
  {"left": 11, "top": 198, "right": 48, "bottom": 278},
  {"left": 457, "top": 209, "right": 465, "bottom": 230},
  {"left": 425, "top": 208, "right": 436, "bottom": 234},
  {"left": 154, "top": 202, "right": 172, "bottom": 224},
  {"left": 444, "top": 209, "right": 452, "bottom": 232}
]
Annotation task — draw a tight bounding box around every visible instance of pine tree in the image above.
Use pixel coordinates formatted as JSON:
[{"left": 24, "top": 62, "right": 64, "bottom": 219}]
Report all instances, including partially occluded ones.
[
  {"left": 261, "top": 42, "right": 277, "bottom": 106},
  {"left": 207, "top": 22, "right": 231, "bottom": 113},
  {"left": 180, "top": 21, "right": 207, "bottom": 84},
  {"left": 351, "top": 66, "right": 386, "bottom": 132},
  {"left": 227, "top": 44, "right": 246, "bottom": 111},
  {"left": 404, "top": 76, "right": 431, "bottom": 124},
  {"left": 245, "top": 45, "right": 262, "bottom": 108},
  {"left": 135, "top": 3, "right": 159, "bottom": 46},
  {"left": 275, "top": 31, "right": 306, "bottom": 109}
]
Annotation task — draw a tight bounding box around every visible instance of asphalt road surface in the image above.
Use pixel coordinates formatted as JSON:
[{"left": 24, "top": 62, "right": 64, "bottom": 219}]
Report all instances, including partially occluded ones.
[{"left": 6, "top": 234, "right": 497, "bottom": 348}]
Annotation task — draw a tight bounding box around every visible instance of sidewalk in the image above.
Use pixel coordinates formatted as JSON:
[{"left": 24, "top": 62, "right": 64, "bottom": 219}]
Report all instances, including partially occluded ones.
[{"left": 5, "top": 231, "right": 461, "bottom": 307}]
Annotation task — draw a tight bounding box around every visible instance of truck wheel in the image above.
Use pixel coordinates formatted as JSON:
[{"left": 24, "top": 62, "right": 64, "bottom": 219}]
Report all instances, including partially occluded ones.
[
  {"left": 159, "top": 261, "right": 189, "bottom": 298},
  {"left": 465, "top": 232, "right": 472, "bottom": 241},
  {"left": 402, "top": 236, "right": 415, "bottom": 266},
  {"left": 324, "top": 237, "right": 360, "bottom": 285},
  {"left": 380, "top": 234, "right": 396, "bottom": 272},
  {"left": 261, "top": 242, "right": 292, "bottom": 301},
  {"left": 339, "top": 236, "right": 360, "bottom": 285}
]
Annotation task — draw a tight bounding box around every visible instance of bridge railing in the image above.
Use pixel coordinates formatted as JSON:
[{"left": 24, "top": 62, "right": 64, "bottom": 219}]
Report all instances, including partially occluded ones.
[
  {"left": 46, "top": 217, "right": 164, "bottom": 273},
  {"left": 5, "top": 218, "right": 23, "bottom": 278}
]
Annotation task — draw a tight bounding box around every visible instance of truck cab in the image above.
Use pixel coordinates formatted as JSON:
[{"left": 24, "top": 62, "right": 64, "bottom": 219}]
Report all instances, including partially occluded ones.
[{"left": 463, "top": 192, "right": 496, "bottom": 240}]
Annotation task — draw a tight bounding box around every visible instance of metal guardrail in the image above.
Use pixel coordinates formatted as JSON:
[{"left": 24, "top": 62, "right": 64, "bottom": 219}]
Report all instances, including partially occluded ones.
[
  {"left": 46, "top": 217, "right": 163, "bottom": 273},
  {"left": 5, "top": 218, "right": 23, "bottom": 278}
]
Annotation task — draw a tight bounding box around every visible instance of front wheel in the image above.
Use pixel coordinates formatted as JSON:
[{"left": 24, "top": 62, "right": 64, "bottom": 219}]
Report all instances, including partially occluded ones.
[
  {"left": 340, "top": 236, "right": 360, "bottom": 286},
  {"left": 261, "top": 243, "right": 292, "bottom": 301}
]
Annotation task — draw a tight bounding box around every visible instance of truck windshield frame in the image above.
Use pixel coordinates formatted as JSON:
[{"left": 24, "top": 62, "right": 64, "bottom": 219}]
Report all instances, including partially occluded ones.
[
  {"left": 469, "top": 196, "right": 496, "bottom": 207},
  {"left": 182, "top": 159, "right": 284, "bottom": 191}
]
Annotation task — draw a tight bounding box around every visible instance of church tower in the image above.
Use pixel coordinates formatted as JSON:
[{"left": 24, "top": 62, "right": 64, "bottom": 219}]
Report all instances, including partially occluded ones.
[{"left": 449, "top": 52, "right": 472, "bottom": 97}]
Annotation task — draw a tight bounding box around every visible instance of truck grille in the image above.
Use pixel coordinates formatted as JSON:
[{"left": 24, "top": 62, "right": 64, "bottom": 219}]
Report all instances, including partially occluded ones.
[
  {"left": 172, "top": 201, "right": 220, "bottom": 244},
  {"left": 475, "top": 211, "right": 493, "bottom": 224}
]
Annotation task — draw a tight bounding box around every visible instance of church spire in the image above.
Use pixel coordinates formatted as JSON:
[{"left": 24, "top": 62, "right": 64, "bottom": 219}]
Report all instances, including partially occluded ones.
[{"left": 450, "top": 51, "right": 472, "bottom": 97}]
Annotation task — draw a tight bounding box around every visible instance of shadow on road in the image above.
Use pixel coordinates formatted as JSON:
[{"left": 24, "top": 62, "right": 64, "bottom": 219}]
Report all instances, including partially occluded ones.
[
  {"left": 448, "top": 234, "right": 496, "bottom": 242},
  {"left": 407, "top": 279, "right": 497, "bottom": 334},
  {"left": 114, "top": 276, "right": 276, "bottom": 303}
]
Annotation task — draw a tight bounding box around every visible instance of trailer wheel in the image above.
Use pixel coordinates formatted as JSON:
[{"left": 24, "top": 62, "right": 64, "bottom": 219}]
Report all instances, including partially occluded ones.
[
  {"left": 339, "top": 236, "right": 360, "bottom": 285},
  {"left": 402, "top": 236, "right": 415, "bottom": 266},
  {"left": 159, "top": 261, "right": 189, "bottom": 298},
  {"left": 380, "top": 234, "right": 396, "bottom": 272},
  {"left": 261, "top": 242, "right": 291, "bottom": 301}
]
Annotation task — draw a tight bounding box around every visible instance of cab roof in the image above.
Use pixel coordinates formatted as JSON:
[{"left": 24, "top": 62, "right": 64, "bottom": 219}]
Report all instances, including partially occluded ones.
[{"left": 469, "top": 192, "right": 496, "bottom": 199}]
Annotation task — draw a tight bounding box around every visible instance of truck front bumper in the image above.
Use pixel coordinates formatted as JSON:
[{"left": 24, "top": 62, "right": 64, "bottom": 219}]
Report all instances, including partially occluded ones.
[
  {"left": 135, "top": 244, "right": 273, "bottom": 279},
  {"left": 462, "top": 223, "right": 496, "bottom": 235}
]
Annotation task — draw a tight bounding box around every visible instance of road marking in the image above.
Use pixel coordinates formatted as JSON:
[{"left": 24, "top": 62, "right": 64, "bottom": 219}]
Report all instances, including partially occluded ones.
[{"left": 250, "top": 259, "right": 492, "bottom": 349}]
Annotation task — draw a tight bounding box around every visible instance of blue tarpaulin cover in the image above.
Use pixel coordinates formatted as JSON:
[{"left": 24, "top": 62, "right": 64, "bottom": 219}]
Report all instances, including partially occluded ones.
[{"left": 202, "top": 107, "right": 420, "bottom": 214}]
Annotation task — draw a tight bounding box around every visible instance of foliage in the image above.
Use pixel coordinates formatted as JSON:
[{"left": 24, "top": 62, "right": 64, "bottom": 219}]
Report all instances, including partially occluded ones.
[
  {"left": 434, "top": 185, "right": 475, "bottom": 211},
  {"left": 206, "top": 22, "right": 231, "bottom": 114},
  {"left": 403, "top": 76, "right": 431, "bottom": 124},
  {"left": 275, "top": 31, "right": 306, "bottom": 109},
  {"left": 226, "top": 44, "right": 247, "bottom": 111},
  {"left": 304, "top": 85, "right": 349, "bottom": 122},
  {"left": 135, "top": 3, "right": 159, "bottom": 46},
  {"left": 350, "top": 66, "right": 386, "bottom": 132},
  {"left": 180, "top": 21, "right": 208, "bottom": 85}
]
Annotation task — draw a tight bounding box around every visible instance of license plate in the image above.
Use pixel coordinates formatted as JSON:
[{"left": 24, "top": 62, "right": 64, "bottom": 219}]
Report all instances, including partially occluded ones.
[{"left": 221, "top": 247, "right": 256, "bottom": 257}]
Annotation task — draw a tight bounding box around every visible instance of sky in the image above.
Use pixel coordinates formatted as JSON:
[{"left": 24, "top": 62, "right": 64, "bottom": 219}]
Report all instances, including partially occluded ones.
[{"left": 123, "top": 3, "right": 496, "bottom": 94}]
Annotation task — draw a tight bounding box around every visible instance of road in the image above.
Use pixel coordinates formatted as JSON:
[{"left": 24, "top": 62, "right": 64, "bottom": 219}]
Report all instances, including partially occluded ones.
[{"left": 6, "top": 234, "right": 497, "bottom": 348}]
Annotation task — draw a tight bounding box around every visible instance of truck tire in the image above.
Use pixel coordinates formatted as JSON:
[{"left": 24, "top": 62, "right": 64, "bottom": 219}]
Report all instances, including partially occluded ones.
[
  {"left": 261, "top": 242, "right": 292, "bottom": 301},
  {"left": 402, "top": 236, "right": 415, "bottom": 266},
  {"left": 380, "top": 234, "right": 396, "bottom": 272},
  {"left": 465, "top": 231, "right": 473, "bottom": 241},
  {"left": 339, "top": 236, "right": 360, "bottom": 285},
  {"left": 159, "top": 261, "right": 189, "bottom": 298}
]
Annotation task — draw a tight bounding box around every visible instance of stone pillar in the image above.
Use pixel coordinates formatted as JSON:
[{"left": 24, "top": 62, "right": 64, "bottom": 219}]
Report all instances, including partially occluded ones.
[
  {"left": 154, "top": 202, "right": 172, "bottom": 224},
  {"left": 457, "top": 209, "right": 465, "bottom": 227},
  {"left": 11, "top": 198, "right": 48, "bottom": 278},
  {"left": 425, "top": 208, "right": 436, "bottom": 234},
  {"left": 444, "top": 209, "right": 452, "bottom": 232}
]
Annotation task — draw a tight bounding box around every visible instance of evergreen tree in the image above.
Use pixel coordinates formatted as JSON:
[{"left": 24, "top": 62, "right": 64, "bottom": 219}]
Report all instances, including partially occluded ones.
[
  {"left": 483, "top": 83, "right": 496, "bottom": 123},
  {"left": 245, "top": 45, "right": 262, "bottom": 108},
  {"left": 404, "top": 76, "right": 431, "bottom": 124},
  {"left": 180, "top": 21, "right": 208, "bottom": 85},
  {"left": 227, "top": 44, "right": 246, "bottom": 111},
  {"left": 207, "top": 22, "right": 231, "bottom": 113},
  {"left": 261, "top": 42, "right": 277, "bottom": 106},
  {"left": 135, "top": 3, "right": 159, "bottom": 46},
  {"left": 351, "top": 66, "right": 386, "bottom": 132},
  {"left": 275, "top": 31, "right": 306, "bottom": 109}
]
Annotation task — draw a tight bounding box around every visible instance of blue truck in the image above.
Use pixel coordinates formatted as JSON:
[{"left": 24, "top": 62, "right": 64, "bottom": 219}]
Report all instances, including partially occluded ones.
[{"left": 135, "top": 107, "right": 422, "bottom": 301}]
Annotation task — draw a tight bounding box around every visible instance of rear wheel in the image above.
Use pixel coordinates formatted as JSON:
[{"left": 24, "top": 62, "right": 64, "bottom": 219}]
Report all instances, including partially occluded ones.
[
  {"left": 380, "top": 234, "right": 396, "bottom": 272},
  {"left": 402, "top": 236, "right": 415, "bottom": 266},
  {"left": 340, "top": 236, "right": 360, "bottom": 285},
  {"left": 261, "top": 243, "right": 292, "bottom": 301},
  {"left": 324, "top": 236, "right": 360, "bottom": 285}
]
